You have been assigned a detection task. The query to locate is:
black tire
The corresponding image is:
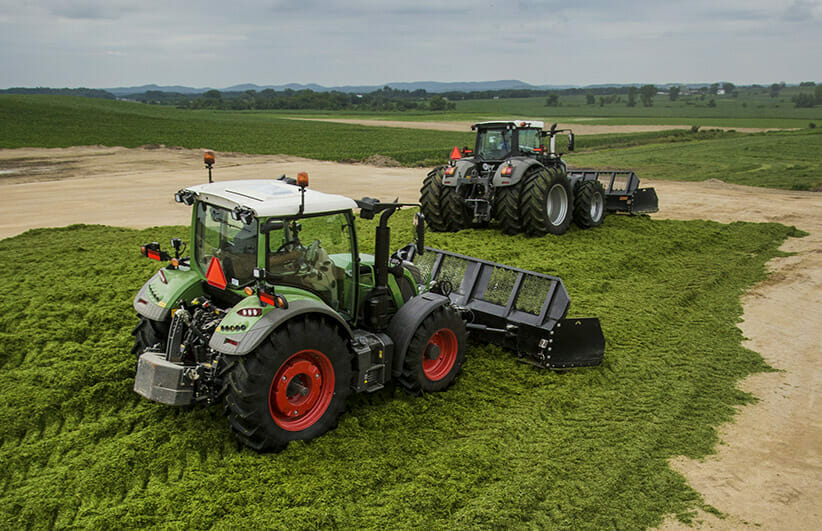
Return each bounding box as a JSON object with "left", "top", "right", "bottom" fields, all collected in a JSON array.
[
  {"left": 420, "top": 167, "right": 449, "bottom": 232},
  {"left": 131, "top": 315, "right": 168, "bottom": 357},
  {"left": 573, "top": 180, "right": 606, "bottom": 229},
  {"left": 223, "top": 316, "right": 352, "bottom": 452},
  {"left": 399, "top": 307, "right": 466, "bottom": 394},
  {"left": 440, "top": 186, "right": 472, "bottom": 232},
  {"left": 520, "top": 167, "right": 573, "bottom": 236},
  {"left": 493, "top": 184, "right": 522, "bottom": 235}
]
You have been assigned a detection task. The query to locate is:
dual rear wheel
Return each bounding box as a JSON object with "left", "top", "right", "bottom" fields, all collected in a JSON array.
[{"left": 496, "top": 167, "right": 606, "bottom": 235}]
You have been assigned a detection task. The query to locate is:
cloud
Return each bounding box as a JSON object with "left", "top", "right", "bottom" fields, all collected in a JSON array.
[
  {"left": 782, "top": 0, "right": 820, "bottom": 21},
  {"left": 0, "top": 0, "right": 818, "bottom": 87}
]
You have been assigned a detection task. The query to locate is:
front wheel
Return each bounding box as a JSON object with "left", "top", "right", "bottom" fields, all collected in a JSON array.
[
  {"left": 399, "top": 306, "right": 466, "bottom": 394},
  {"left": 223, "top": 316, "right": 352, "bottom": 452}
]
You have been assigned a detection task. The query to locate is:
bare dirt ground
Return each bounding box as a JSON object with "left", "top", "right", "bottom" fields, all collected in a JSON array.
[
  {"left": 288, "top": 118, "right": 784, "bottom": 134},
  {"left": 1, "top": 146, "right": 820, "bottom": 529}
]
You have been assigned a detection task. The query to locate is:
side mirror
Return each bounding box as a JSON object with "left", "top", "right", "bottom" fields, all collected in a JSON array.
[
  {"left": 567, "top": 132, "right": 575, "bottom": 152},
  {"left": 413, "top": 212, "right": 425, "bottom": 256}
]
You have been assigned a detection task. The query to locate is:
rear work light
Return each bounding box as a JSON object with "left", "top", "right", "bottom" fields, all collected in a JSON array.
[
  {"left": 259, "top": 290, "right": 288, "bottom": 309},
  {"left": 141, "top": 242, "right": 171, "bottom": 261}
]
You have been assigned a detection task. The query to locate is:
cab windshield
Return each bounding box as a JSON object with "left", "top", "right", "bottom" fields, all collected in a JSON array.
[
  {"left": 194, "top": 203, "right": 258, "bottom": 287},
  {"left": 265, "top": 211, "right": 356, "bottom": 315},
  {"left": 476, "top": 128, "right": 512, "bottom": 159}
]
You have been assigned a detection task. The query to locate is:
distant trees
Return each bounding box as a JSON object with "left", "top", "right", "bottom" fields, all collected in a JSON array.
[
  {"left": 792, "top": 93, "right": 816, "bottom": 108},
  {"left": 545, "top": 93, "right": 559, "bottom": 106},
  {"left": 792, "top": 85, "right": 821, "bottom": 108},
  {"left": 639, "top": 84, "right": 656, "bottom": 106},
  {"left": 669, "top": 86, "right": 680, "bottom": 101},
  {"left": 0, "top": 87, "right": 115, "bottom": 99},
  {"left": 769, "top": 82, "right": 784, "bottom": 98},
  {"left": 586, "top": 94, "right": 595, "bottom": 104},
  {"left": 180, "top": 87, "right": 455, "bottom": 112},
  {"left": 626, "top": 86, "right": 637, "bottom": 107}
]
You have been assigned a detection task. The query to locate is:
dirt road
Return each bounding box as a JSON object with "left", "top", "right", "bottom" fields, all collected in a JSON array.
[{"left": 1, "top": 146, "right": 819, "bottom": 529}]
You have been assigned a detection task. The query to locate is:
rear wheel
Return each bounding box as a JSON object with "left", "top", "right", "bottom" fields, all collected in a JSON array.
[
  {"left": 440, "top": 187, "right": 472, "bottom": 232},
  {"left": 573, "top": 180, "right": 606, "bottom": 229},
  {"left": 521, "top": 167, "right": 572, "bottom": 236},
  {"left": 420, "top": 168, "right": 449, "bottom": 232},
  {"left": 224, "top": 316, "right": 352, "bottom": 452},
  {"left": 131, "top": 315, "right": 168, "bottom": 358},
  {"left": 399, "top": 307, "right": 466, "bottom": 394},
  {"left": 493, "top": 184, "right": 522, "bottom": 235}
]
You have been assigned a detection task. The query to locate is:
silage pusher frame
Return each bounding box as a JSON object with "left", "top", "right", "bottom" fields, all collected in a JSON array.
[
  {"left": 568, "top": 169, "right": 659, "bottom": 215},
  {"left": 411, "top": 247, "right": 605, "bottom": 369}
]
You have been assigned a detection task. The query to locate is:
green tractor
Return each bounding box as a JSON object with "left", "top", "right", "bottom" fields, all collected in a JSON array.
[
  {"left": 133, "top": 162, "right": 606, "bottom": 452},
  {"left": 421, "top": 120, "right": 659, "bottom": 235}
]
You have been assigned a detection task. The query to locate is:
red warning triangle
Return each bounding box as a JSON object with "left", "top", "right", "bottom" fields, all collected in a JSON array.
[
  {"left": 206, "top": 256, "right": 228, "bottom": 290},
  {"left": 449, "top": 146, "right": 461, "bottom": 160}
]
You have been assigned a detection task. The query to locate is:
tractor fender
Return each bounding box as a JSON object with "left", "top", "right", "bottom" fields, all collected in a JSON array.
[
  {"left": 491, "top": 158, "right": 544, "bottom": 188},
  {"left": 441, "top": 159, "right": 477, "bottom": 187},
  {"left": 133, "top": 268, "right": 203, "bottom": 322},
  {"left": 209, "top": 299, "right": 353, "bottom": 356},
  {"left": 385, "top": 292, "right": 450, "bottom": 377}
]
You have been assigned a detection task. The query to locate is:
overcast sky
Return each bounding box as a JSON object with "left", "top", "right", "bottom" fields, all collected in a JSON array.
[{"left": 0, "top": 0, "right": 819, "bottom": 89}]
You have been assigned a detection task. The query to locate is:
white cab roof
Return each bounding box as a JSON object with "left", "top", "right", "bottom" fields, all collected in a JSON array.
[
  {"left": 186, "top": 179, "right": 357, "bottom": 218},
  {"left": 473, "top": 119, "right": 545, "bottom": 129}
]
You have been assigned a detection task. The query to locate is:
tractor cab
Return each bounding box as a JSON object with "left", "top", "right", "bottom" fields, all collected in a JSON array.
[
  {"left": 177, "top": 177, "right": 362, "bottom": 320},
  {"left": 471, "top": 120, "right": 564, "bottom": 163}
]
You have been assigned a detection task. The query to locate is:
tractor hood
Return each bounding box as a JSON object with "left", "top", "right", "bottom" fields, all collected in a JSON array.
[{"left": 185, "top": 179, "right": 357, "bottom": 217}]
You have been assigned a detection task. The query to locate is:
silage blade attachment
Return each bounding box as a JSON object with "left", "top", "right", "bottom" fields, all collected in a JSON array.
[
  {"left": 412, "top": 248, "right": 605, "bottom": 369},
  {"left": 568, "top": 170, "right": 659, "bottom": 215}
]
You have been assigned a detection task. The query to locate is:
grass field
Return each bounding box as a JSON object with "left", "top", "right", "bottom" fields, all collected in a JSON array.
[
  {"left": 0, "top": 213, "right": 802, "bottom": 529},
  {"left": 453, "top": 90, "right": 822, "bottom": 129},
  {"left": 569, "top": 129, "right": 822, "bottom": 191},
  {"left": 0, "top": 95, "right": 473, "bottom": 167},
  {"left": 3, "top": 95, "right": 822, "bottom": 190}
]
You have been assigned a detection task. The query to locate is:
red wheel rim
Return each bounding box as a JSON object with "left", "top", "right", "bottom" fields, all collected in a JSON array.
[
  {"left": 269, "top": 349, "right": 335, "bottom": 432},
  {"left": 422, "top": 328, "right": 458, "bottom": 381}
]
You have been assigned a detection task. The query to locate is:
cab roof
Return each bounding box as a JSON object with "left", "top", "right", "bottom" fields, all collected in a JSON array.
[
  {"left": 185, "top": 179, "right": 357, "bottom": 218},
  {"left": 472, "top": 119, "right": 545, "bottom": 130}
]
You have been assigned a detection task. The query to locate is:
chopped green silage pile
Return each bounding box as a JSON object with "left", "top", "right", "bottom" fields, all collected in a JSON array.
[{"left": 0, "top": 213, "right": 801, "bottom": 528}]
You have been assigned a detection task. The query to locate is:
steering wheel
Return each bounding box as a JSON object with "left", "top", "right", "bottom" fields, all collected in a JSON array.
[{"left": 276, "top": 239, "right": 303, "bottom": 253}]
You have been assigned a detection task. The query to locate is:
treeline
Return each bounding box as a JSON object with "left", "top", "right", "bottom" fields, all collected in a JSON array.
[
  {"left": 0, "top": 87, "right": 115, "bottom": 99},
  {"left": 5, "top": 82, "right": 820, "bottom": 110},
  {"left": 130, "top": 86, "right": 456, "bottom": 111}
]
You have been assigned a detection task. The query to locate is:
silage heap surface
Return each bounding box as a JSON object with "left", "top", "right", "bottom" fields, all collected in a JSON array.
[{"left": 0, "top": 212, "right": 801, "bottom": 529}]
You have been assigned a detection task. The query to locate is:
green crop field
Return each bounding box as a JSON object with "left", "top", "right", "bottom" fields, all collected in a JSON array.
[
  {"left": 0, "top": 95, "right": 473, "bottom": 167},
  {"left": 452, "top": 89, "right": 822, "bottom": 130},
  {"left": 568, "top": 129, "right": 822, "bottom": 191},
  {"left": 2, "top": 95, "right": 821, "bottom": 190},
  {"left": 0, "top": 213, "right": 803, "bottom": 529}
]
